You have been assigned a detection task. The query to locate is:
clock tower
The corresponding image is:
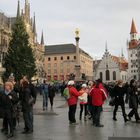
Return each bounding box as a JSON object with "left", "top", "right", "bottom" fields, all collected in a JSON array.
[{"left": 128, "top": 19, "right": 139, "bottom": 81}]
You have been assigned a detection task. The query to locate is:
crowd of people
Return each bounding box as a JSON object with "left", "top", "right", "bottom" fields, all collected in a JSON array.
[
  {"left": 64, "top": 79, "right": 140, "bottom": 127},
  {"left": 0, "top": 75, "right": 37, "bottom": 138},
  {"left": 0, "top": 74, "right": 140, "bottom": 138}
]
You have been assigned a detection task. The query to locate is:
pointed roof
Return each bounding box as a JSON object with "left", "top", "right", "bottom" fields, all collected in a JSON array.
[
  {"left": 16, "top": 0, "right": 20, "bottom": 18},
  {"left": 41, "top": 31, "right": 44, "bottom": 45},
  {"left": 130, "top": 19, "right": 137, "bottom": 34},
  {"left": 33, "top": 13, "right": 36, "bottom": 35},
  {"left": 105, "top": 41, "right": 108, "bottom": 52}
]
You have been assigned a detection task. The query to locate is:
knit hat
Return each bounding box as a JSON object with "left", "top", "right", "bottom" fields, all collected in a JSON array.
[
  {"left": 82, "top": 84, "right": 87, "bottom": 88},
  {"left": 68, "top": 80, "right": 75, "bottom": 86}
]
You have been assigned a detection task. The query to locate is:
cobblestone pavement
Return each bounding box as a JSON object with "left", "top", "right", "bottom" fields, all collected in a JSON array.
[{"left": 0, "top": 94, "right": 140, "bottom": 140}]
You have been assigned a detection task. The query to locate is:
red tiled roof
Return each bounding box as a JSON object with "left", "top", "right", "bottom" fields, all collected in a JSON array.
[{"left": 111, "top": 56, "right": 128, "bottom": 71}]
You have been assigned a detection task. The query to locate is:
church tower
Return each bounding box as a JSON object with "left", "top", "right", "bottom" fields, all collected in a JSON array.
[
  {"left": 129, "top": 19, "right": 139, "bottom": 49},
  {"left": 128, "top": 19, "right": 139, "bottom": 80},
  {"left": 130, "top": 19, "right": 137, "bottom": 41}
]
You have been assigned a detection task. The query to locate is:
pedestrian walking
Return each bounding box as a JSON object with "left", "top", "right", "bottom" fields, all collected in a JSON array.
[
  {"left": 127, "top": 79, "right": 140, "bottom": 123},
  {"left": 48, "top": 83, "right": 55, "bottom": 109},
  {"left": 112, "top": 80, "right": 129, "bottom": 122},
  {"left": 42, "top": 80, "right": 49, "bottom": 110}
]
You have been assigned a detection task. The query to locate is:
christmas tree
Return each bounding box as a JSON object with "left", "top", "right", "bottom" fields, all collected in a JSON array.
[{"left": 3, "top": 17, "right": 36, "bottom": 81}]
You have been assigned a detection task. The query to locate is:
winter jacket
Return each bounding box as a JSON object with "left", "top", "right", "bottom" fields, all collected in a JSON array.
[
  {"left": 113, "top": 85, "right": 125, "bottom": 105},
  {"left": 79, "top": 89, "right": 88, "bottom": 104},
  {"left": 90, "top": 87, "right": 107, "bottom": 106},
  {"left": 0, "top": 90, "right": 18, "bottom": 118},
  {"left": 48, "top": 85, "right": 55, "bottom": 98},
  {"left": 127, "top": 86, "right": 139, "bottom": 109},
  {"left": 20, "top": 87, "right": 33, "bottom": 112},
  {"left": 67, "top": 86, "right": 81, "bottom": 106}
]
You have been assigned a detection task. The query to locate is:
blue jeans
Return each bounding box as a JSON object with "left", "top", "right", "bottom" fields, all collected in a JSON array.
[
  {"left": 23, "top": 108, "right": 33, "bottom": 131},
  {"left": 43, "top": 92, "right": 48, "bottom": 108}
]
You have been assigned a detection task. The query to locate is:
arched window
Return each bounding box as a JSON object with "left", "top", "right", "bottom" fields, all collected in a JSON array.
[
  {"left": 113, "top": 71, "right": 116, "bottom": 81},
  {"left": 99, "top": 72, "right": 103, "bottom": 81},
  {"left": 106, "top": 70, "right": 110, "bottom": 81}
]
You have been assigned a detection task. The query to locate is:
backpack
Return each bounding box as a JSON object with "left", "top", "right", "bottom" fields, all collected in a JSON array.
[{"left": 63, "top": 87, "right": 70, "bottom": 100}]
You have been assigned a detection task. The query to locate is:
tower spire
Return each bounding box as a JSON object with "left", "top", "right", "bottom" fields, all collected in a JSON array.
[
  {"left": 17, "top": 0, "right": 20, "bottom": 18},
  {"left": 105, "top": 41, "right": 108, "bottom": 52},
  {"left": 41, "top": 30, "right": 44, "bottom": 45},
  {"left": 121, "top": 48, "right": 124, "bottom": 58},
  {"left": 130, "top": 19, "right": 137, "bottom": 34},
  {"left": 33, "top": 13, "right": 36, "bottom": 35},
  {"left": 130, "top": 19, "right": 138, "bottom": 41}
]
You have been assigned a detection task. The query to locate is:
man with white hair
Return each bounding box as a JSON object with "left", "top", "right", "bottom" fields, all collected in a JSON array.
[{"left": 67, "top": 80, "right": 82, "bottom": 125}]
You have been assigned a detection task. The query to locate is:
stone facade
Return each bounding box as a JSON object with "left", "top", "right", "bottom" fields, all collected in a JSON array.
[
  {"left": 45, "top": 44, "right": 93, "bottom": 81},
  {"left": 94, "top": 49, "right": 128, "bottom": 83},
  {"left": 0, "top": 0, "right": 45, "bottom": 80}
]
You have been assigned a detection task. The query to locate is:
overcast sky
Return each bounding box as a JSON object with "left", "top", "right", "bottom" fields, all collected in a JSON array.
[{"left": 1, "top": 0, "right": 140, "bottom": 59}]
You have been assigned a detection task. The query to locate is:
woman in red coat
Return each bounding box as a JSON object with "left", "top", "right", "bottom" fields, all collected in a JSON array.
[
  {"left": 67, "top": 81, "right": 82, "bottom": 125},
  {"left": 90, "top": 80, "right": 107, "bottom": 127}
]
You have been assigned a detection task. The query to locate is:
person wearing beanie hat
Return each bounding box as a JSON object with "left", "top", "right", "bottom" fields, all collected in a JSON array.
[{"left": 78, "top": 84, "right": 88, "bottom": 121}]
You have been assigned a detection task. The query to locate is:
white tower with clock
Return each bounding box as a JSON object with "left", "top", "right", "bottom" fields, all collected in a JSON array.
[{"left": 128, "top": 19, "right": 139, "bottom": 81}]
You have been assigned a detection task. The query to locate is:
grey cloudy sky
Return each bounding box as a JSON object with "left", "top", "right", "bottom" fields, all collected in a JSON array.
[{"left": 1, "top": 0, "right": 140, "bottom": 59}]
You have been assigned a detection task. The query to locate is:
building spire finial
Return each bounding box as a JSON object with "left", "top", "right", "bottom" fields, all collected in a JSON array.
[
  {"left": 121, "top": 48, "right": 124, "bottom": 57},
  {"left": 130, "top": 18, "right": 137, "bottom": 34},
  {"left": 105, "top": 41, "right": 108, "bottom": 52},
  {"left": 41, "top": 30, "right": 44, "bottom": 45},
  {"left": 17, "top": 0, "right": 20, "bottom": 18},
  {"left": 33, "top": 13, "right": 36, "bottom": 35}
]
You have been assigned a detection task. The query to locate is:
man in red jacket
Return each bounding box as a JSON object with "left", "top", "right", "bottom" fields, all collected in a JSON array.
[
  {"left": 67, "top": 80, "right": 82, "bottom": 125},
  {"left": 90, "top": 80, "right": 107, "bottom": 127}
]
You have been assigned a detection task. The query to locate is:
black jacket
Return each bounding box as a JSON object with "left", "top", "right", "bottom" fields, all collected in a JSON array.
[
  {"left": 127, "top": 87, "right": 139, "bottom": 109},
  {"left": 0, "top": 90, "right": 18, "bottom": 111},
  {"left": 113, "top": 85, "right": 125, "bottom": 105},
  {"left": 48, "top": 85, "right": 55, "bottom": 98},
  {"left": 21, "top": 87, "right": 33, "bottom": 112}
]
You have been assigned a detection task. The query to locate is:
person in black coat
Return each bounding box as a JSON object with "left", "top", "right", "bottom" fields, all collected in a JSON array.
[
  {"left": 0, "top": 82, "right": 18, "bottom": 138},
  {"left": 127, "top": 79, "right": 140, "bottom": 123},
  {"left": 20, "top": 80, "right": 34, "bottom": 134},
  {"left": 48, "top": 83, "right": 55, "bottom": 109},
  {"left": 112, "top": 80, "right": 129, "bottom": 122}
]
